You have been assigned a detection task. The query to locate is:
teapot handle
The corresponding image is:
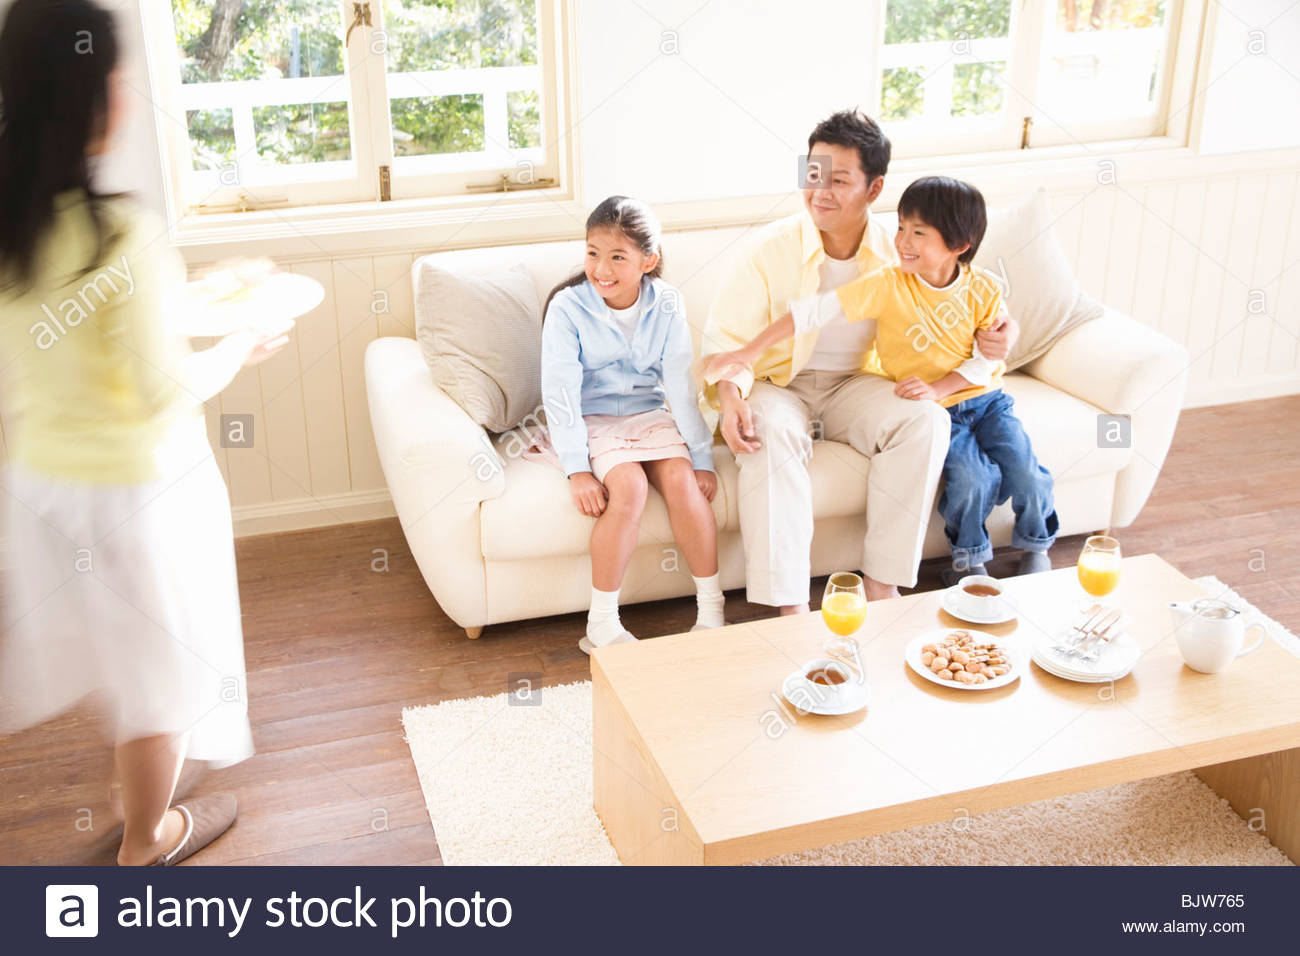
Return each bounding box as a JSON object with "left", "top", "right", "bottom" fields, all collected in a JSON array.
[{"left": 1238, "top": 621, "right": 1268, "bottom": 657}]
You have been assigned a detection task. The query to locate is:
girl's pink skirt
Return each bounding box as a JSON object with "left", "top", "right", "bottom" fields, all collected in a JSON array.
[{"left": 525, "top": 407, "right": 690, "bottom": 482}]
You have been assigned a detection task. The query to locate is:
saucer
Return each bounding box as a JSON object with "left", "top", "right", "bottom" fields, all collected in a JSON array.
[
  {"left": 781, "top": 670, "right": 871, "bottom": 716},
  {"left": 939, "top": 586, "right": 1017, "bottom": 625}
]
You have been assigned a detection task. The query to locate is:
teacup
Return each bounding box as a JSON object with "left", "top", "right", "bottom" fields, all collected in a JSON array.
[
  {"left": 787, "top": 657, "right": 858, "bottom": 711},
  {"left": 951, "top": 575, "right": 1006, "bottom": 620}
]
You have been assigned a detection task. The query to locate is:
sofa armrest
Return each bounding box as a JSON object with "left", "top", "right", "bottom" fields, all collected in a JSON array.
[
  {"left": 1023, "top": 307, "right": 1188, "bottom": 528},
  {"left": 365, "top": 337, "right": 505, "bottom": 627}
]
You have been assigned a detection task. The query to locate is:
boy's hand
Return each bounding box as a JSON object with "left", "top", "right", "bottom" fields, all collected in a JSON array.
[
  {"left": 975, "top": 314, "right": 1020, "bottom": 361},
  {"left": 894, "top": 376, "right": 938, "bottom": 402},
  {"left": 703, "top": 348, "right": 753, "bottom": 382},
  {"left": 569, "top": 472, "right": 607, "bottom": 517},
  {"left": 695, "top": 469, "right": 717, "bottom": 503}
]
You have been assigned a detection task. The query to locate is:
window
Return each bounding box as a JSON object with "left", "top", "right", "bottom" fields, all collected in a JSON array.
[
  {"left": 143, "top": 0, "right": 567, "bottom": 213},
  {"left": 874, "top": 0, "right": 1195, "bottom": 157}
]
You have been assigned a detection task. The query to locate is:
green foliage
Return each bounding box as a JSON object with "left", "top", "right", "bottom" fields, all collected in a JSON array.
[
  {"left": 391, "top": 95, "right": 484, "bottom": 156},
  {"left": 880, "top": 68, "right": 924, "bottom": 121},
  {"left": 951, "top": 60, "right": 1004, "bottom": 117},
  {"left": 253, "top": 102, "right": 352, "bottom": 163},
  {"left": 173, "top": 0, "right": 345, "bottom": 83},
  {"left": 385, "top": 0, "right": 537, "bottom": 71},
  {"left": 171, "top": 0, "right": 540, "bottom": 165},
  {"left": 884, "top": 0, "right": 1011, "bottom": 44},
  {"left": 507, "top": 90, "right": 540, "bottom": 149},
  {"left": 186, "top": 108, "right": 236, "bottom": 169}
]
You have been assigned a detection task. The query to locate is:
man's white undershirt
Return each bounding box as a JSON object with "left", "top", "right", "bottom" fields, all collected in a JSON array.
[{"left": 802, "top": 255, "right": 876, "bottom": 372}]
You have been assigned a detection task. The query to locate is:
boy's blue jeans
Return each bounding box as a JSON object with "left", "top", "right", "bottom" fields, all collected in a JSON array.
[{"left": 939, "top": 389, "right": 1058, "bottom": 569}]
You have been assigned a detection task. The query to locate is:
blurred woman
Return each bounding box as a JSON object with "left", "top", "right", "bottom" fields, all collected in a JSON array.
[{"left": 0, "top": 0, "right": 288, "bottom": 864}]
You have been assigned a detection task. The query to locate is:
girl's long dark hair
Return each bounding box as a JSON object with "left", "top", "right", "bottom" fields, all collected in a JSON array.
[
  {"left": 0, "top": 0, "right": 122, "bottom": 291},
  {"left": 543, "top": 196, "right": 665, "bottom": 319}
]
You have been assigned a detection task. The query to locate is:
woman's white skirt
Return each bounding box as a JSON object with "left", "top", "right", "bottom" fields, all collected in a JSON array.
[{"left": 0, "top": 418, "right": 254, "bottom": 767}]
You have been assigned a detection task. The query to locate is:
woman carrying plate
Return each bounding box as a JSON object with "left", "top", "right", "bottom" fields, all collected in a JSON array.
[{"left": 0, "top": 0, "right": 292, "bottom": 865}]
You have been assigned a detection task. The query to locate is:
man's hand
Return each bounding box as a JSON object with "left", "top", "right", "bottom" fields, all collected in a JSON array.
[
  {"left": 894, "top": 376, "right": 938, "bottom": 402},
  {"left": 975, "top": 314, "right": 1020, "bottom": 361},
  {"left": 695, "top": 469, "right": 718, "bottom": 502},
  {"left": 718, "top": 382, "right": 761, "bottom": 454},
  {"left": 569, "top": 472, "right": 607, "bottom": 517}
]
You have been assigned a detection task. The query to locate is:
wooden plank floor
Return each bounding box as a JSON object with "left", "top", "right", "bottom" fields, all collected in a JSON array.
[{"left": 2, "top": 396, "right": 1297, "bottom": 865}]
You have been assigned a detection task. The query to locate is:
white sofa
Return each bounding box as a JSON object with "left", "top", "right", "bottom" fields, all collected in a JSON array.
[{"left": 365, "top": 218, "right": 1189, "bottom": 638}]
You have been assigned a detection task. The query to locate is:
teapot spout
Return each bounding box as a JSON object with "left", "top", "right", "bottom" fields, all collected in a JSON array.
[{"left": 1167, "top": 600, "right": 1195, "bottom": 624}]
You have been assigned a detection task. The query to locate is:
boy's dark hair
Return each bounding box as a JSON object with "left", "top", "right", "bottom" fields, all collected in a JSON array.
[
  {"left": 807, "top": 109, "right": 891, "bottom": 183},
  {"left": 897, "top": 176, "right": 987, "bottom": 264}
]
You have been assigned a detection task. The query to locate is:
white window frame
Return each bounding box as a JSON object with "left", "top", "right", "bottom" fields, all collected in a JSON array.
[
  {"left": 870, "top": 0, "right": 1206, "bottom": 160},
  {"left": 139, "top": 0, "right": 569, "bottom": 216}
]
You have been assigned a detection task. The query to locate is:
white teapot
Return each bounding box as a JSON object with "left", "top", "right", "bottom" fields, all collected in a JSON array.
[{"left": 1167, "top": 598, "right": 1266, "bottom": 674}]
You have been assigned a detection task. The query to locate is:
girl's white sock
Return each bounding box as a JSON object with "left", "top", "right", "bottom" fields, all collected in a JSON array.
[
  {"left": 587, "top": 586, "right": 632, "bottom": 647},
  {"left": 692, "top": 573, "right": 726, "bottom": 630}
]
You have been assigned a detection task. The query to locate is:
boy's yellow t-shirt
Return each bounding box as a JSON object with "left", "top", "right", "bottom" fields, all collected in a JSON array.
[{"left": 834, "top": 261, "right": 1006, "bottom": 408}]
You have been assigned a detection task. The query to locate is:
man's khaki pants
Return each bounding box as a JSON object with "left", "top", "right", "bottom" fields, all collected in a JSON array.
[{"left": 736, "top": 369, "right": 950, "bottom": 605}]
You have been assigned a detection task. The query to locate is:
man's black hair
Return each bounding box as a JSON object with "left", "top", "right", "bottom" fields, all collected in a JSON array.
[{"left": 807, "top": 109, "right": 891, "bottom": 183}]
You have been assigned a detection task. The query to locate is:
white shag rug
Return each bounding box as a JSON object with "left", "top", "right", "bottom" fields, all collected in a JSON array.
[{"left": 401, "top": 575, "right": 1296, "bottom": 866}]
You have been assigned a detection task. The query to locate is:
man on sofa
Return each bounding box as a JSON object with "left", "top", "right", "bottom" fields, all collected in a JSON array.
[{"left": 701, "top": 109, "right": 1018, "bottom": 611}]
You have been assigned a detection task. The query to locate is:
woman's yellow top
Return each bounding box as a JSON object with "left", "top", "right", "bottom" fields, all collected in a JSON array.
[{"left": 0, "top": 190, "right": 201, "bottom": 484}]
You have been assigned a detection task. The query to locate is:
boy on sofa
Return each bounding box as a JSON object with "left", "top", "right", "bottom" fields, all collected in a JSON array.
[{"left": 705, "top": 176, "right": 1058, "bottom": 585}]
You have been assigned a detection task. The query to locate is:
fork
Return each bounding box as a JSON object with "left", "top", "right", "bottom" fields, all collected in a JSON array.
[
  {"left": 1077, "top": 610, "right": 1125, "bottom": 663},
  {"left": 1053, "top": 608, "right": 1122, "bottom": 659},
  {"left": 1056, "top": 604, "right": 1105, "bottom": 653}
]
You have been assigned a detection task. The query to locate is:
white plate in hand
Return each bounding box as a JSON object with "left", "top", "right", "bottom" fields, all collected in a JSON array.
[
  {"left": 179, "top": 272, "right": 324, "bottom": 337},
  {"left": 905, "top": 628, "right": 1025, "bottom": 691}
]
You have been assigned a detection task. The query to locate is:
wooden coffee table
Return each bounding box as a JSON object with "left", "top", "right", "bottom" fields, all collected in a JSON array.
[{"left": 591, "top": 554, "right": 1300, "bottom": 864}]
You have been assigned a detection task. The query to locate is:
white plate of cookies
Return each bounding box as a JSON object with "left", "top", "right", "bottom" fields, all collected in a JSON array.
[{"left": 905, "top": 628, "right": 1025, "bottom": 691}]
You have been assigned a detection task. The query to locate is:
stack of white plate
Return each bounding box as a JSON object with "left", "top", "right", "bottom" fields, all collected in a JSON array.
[{"left": 1031, "top": 625, "right": 1141, "bottom": 683}]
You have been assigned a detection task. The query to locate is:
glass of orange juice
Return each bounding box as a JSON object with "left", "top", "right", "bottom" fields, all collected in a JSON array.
[
  {"left": 1077, "top": 535, "right": 1122, "bottom": 604},
  {"left": 822, "top": 573, "right": 867, "bottom": 680}
]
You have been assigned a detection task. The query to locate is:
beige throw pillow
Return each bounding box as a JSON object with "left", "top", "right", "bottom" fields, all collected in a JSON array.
[
  {"left": 972, "top": 188, "right": 1103, "bottom": 370},
  {"left": 414, "top": 260, "right": 543, "bottom": 433}
]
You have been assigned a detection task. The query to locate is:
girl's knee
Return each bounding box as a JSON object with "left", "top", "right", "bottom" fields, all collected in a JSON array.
[
  {"left": 605, "top": 464, "right": 649, "bottom": 509},
  {"left": 659, "top": 459, "right": 700, "bottom": 499}
]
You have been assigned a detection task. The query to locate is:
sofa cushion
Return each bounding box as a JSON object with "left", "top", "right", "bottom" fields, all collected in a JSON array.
[
  {"left": 479, "top": 373, "right": 1130, "bottom": 560},
  {"left": 971, "top": 189, "right": 1104, "bottom": 370},
  {"left": 414, "top": 260, "right": 543, "bottom": 433}
]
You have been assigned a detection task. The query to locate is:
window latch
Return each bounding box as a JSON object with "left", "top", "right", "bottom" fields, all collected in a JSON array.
[
  {"left": 346, "top": 2, "right": 371, "bottom": 46},
  {"left": 1020, "top": 115, "right": 1033, "bottom": 149},
  {"left": 465, "top": 173, "right": 558, "bottom": 194},
  {"left": 192, "top": 193, "right": 289, "bottom": 215}
]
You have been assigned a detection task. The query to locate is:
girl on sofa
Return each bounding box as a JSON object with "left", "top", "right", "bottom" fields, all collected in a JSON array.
[{"left": 534, "top": 196, "right": 722, "bottom": 653}]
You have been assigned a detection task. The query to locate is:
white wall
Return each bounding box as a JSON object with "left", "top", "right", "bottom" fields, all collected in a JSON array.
[
  {"left": 1198, "top": 0, "right": 1300, "bottom": 154},
  {"left": 573, "top": 0, "right": 879, "bottom": 206}
]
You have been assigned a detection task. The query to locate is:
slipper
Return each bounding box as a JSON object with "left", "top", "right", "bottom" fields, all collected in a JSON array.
[
  {"left": 578, "top": 631, "right": 637, "bottom": 655},
  {"left": 153, "top": 792, "right": 238, "bottom": 866}
]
